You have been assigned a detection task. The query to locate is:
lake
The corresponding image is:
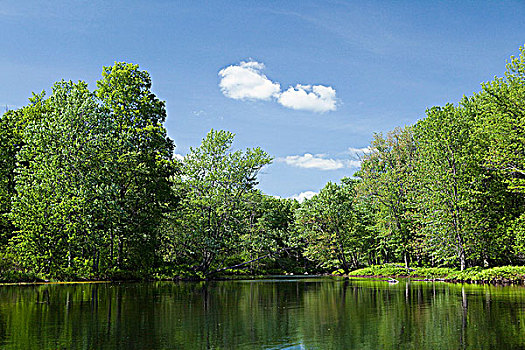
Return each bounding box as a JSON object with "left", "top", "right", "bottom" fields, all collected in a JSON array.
[{"left": 0, "top": 278, "right": 524, "bottom": 349}]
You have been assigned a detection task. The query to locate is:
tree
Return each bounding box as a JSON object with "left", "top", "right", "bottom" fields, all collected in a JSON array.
[
  {"left": 0, "top": 93, "right": 47, "bottom": 246},
  {"left": 9, "top": 81, "right": 106, "bottom": 276},
  {"left": 8, "top": 63, "right": 175, "bottom": 278},
  {"left": 413, "top": 104, "right": 480, "bottom": 270},
  {"left": 464, "top": 47, "right": 525, "bottom": 263},
  {"left": 477, "top": 46, "right": 525, "bottom": 194},
  {"left": 164, "top": 130, "right": 272, "bottom": 275},
  {"left": 295, "top": 178, "right": 372, "bottom": 273},
  {"left": 238, "top": 195, "right": 302, "bottom": 273},
  {"left": 357, "top": 126, "right": 417, "bottom": 268},
  {"left": 94, "top": 62, "right": 175, "bottom": 271}
]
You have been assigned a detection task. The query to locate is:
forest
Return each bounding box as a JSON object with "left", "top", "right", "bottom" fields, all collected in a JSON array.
[{"left": 1, "top": 47, "right": 525, "bottom": 282}]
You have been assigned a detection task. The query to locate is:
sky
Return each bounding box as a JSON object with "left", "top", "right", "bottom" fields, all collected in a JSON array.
[{"left": 2, "top": 1, "right": 525, "bottom": 200}]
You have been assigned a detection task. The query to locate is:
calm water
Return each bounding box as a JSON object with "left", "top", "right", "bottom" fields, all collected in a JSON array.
[{"left": 0, "top": 278, "right": 524, "bottom": 349}]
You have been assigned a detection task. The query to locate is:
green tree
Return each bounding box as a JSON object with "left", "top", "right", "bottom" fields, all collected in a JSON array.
[
  {"left": 477, "top": 46, "right": 525, "bottom": 194},
  {"left": 0, "top": 93, "right": 47, "bottom": 246},
  {"left": 94, "top": 62, "right": 175, "bottom": 271},
  {"left": 164, "top": 130, "right": 272, "bottom": 275},
  {"left": 471, "top": 46, "right": 525, "bottom": 260},
  {"left": 357, "top": 126, "right": 417, "bottom": 268},
  {"left": 238, "top": 195, "right": 302, "bottom": 273},
  {"left": 8, "top": 63, "right": 175, "bottom": 278},
  {"left": 295, "top": 178, "right": 372, "bottom": 273},
  {"left": 9, "top": 81, "right": 106, "bottom": 276},
  {"left": 413, "top": 104, "right": 480, "bottom": 270}
]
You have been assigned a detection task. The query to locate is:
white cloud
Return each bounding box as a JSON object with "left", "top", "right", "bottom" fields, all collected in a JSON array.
[
  {"left": 278, "top": 153, "right": 345, "bottom": 171},
  {"left": 218, "top": 61, "right": 339, "bottom": 113},
  {"left": 346, "top": 159, "right": 362, "bottom": 168},
  {"left": 290, "top": 191, "right": 318, "bottom": 203},
  {"left": 278, "top": 84, "right": 336, "bottom": 113},
  {"left": 348, "top": 146, "right": 372, "bottom": 155},
  {"left": 218, "top": 61, "right": 281, "bottom": 101},
  {"left": 278, "top": 153, "right": 362, "bottom": 170},
  {"left": 174, "top": 154, "right": 184, "bottom": 161}
]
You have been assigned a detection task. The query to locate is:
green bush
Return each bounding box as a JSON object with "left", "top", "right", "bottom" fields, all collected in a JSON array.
[
  {"left": 449, "top": 266, "right": 525, "bottom": 282},
  {"left": 346, "top": 264, "right": 525, "bottom": 283},
  {"left": 412, "top": 267, "right": 454, "bottom": 279},
  {"left": 103, "top": 268, "right": 145, "bottom": 281},
  {"left": 348, "top": 263, "right": 410, "bottom": 277},
  {"left": 0, "top": 270, "right": 44, "bottom": 283}
]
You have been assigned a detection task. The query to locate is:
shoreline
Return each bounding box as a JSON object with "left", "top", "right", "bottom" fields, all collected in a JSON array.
[
  {"left": 343, "top": 274, "right": 525, "bottom": 286},
  {"left": 1, "top": 273, "right": 525, "bottom": 287},
  {"left": 2, "top": 263, "right": 525, "bottom": 286},
  {"left": 342, "top": 264, "right": 525, "bottom": 286}
]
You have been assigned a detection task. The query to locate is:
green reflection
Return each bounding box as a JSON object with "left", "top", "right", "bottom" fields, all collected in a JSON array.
[{"left": 0, "top": 279, "right": 524, "bottom": 349}]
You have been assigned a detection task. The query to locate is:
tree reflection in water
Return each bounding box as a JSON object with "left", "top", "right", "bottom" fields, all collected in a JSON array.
[{"left": 0, "top": 279, "right": 523, "bottom": 349}]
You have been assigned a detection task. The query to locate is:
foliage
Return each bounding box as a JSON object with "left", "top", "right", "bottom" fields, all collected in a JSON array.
[
  {"left": 238, "top": 195, "right": 304, "bottom": 274},
  {"left": 357, "top": 126, "right": 417, "bottom": 267},
  {"left": 346, "top": 263, "right": 454, "bottom": 278},
  {"left": 295, "top": 178, "right": 373, "bottom": 273},
  {"left": 351, "top": 46, "right": 525, "bottom": 272},
  {"left": 347, "top": 264, "right": 525, "bottom": 283},
  {"left": 448, "top": 266, "right": 525, "bottom": 283},
  {"left": 347, "top": 263, "right": 409, "bottom": 277},
  {"left": 93, "top": 62, "right": 176, "bottom": 271},
  {"left": 163, "top": 130, "right": 272, "bottom": 275},
  {"left": 3, "top": 47, "right": 525, "bottom": 281},
  {"left": 477, "top": 46, "right": 525, "bottom": 194},
  {"left": 347, "top": 263, "right": 525, "bottom": 283},
  {"left": 5, "top": 63, "right": 175, "bottom": 279},
  {"left": 0, "top": 93, "right": 47, "bottom": 245},
  {"left": 412, "top": 103, "right": 479, "bottom": 270}
]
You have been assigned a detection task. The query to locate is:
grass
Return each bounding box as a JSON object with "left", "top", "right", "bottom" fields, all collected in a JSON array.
[
  {"left": 344, "top": 263, "right": 525, "bottom": 284},
  {"left": 447, "top": 266, "right": 525, "bottom": 283}
]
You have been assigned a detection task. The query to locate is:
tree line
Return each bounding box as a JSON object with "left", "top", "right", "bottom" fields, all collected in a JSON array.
[
  {"left": 1, "top": 47, "right": 525, "bottom": 280},
  {"left": 355, "top": 47, "right": 525, "bottom": 271}
]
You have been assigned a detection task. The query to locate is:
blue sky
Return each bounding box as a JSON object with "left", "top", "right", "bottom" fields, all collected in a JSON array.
[{"left": 2, "top": 1, "right": 525, "bottom": 199}]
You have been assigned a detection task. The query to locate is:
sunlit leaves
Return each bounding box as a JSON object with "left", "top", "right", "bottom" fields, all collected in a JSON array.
[
  {"left": 7, "top": 63, "right": 175, "bottom": 278},
  {"left": 165, "top": 130, "right": 272, "bottom": 274}
]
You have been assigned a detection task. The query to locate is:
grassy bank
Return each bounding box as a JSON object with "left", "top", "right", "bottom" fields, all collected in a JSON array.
[
  {"left": 3, "top": 262, "right": 525, "bottom": 284},
  {"left": 343, "top": 263, "right": 525, "bottom": 284}
]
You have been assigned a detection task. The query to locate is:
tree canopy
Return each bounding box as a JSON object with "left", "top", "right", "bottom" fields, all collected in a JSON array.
[
  {"left": 2, "top": 63, "right": 175, "bottom": 279},
  {"left": 163, "top": 129, "right": 272, "bottom": 275}
]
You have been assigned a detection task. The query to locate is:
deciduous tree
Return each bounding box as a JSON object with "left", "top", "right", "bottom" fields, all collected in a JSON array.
[{"left": 164, "top": 130, "right": 272, "bottom": 275}]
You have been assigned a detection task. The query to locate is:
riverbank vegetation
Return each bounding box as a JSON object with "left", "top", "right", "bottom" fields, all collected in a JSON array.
[
  {"left": 1, "top": 47, "right": 525, "bottom": 283},
  {"left": 346, "top": 263, "right": 525, "bottom": 284}
]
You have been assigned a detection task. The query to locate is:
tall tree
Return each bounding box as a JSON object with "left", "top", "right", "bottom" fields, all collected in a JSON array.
[
  {"left": 0, "top": 93, "right": 47, "bottom": 246},
  {"left": 239, "top": 195, "right": 301, "bottom": 273},
  {"left": 9, "top": 81, "right": 105, "bottom": 276},
  {"left": 295, "top": 178, "right": 372, "bottom": 273},
  {"left": 477, "top": 46, "right": 525, "bottom": 194},
  {"left": 413, "top": 104, "right": 479, "bottom": 270},
  {"left": 8, "top": 63, "right": 175, "bottom": 278},
  {"left": 466, "top": 47, "right": 525, "bottom": 262},
  {"left": 95, "top": 62, "right": 175, "bottom": 271},
  {"left": 164, "top": 130, "right": 272, "bottom": 275},
  {"left": 357, "top": 126, "right": 417, "bottom": 268}
]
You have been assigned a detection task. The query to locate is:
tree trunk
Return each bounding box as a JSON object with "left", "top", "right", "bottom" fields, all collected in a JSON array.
[{"left": 118, "top": 238, "right": 123, "bottom": 268}]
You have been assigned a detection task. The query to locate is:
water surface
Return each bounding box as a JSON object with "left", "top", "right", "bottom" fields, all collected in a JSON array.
[{"left": 0, "top": 278, "right": 524, "bottom": 349}]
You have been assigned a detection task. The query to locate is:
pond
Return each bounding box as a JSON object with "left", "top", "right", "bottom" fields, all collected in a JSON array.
[{"left": 0, "top": 277, "right": 524, "bottom": 349}]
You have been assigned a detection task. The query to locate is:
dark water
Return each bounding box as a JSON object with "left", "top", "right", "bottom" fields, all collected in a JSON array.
[{"left": 0, "top": 278, "right": 524, "bottom": 349}]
